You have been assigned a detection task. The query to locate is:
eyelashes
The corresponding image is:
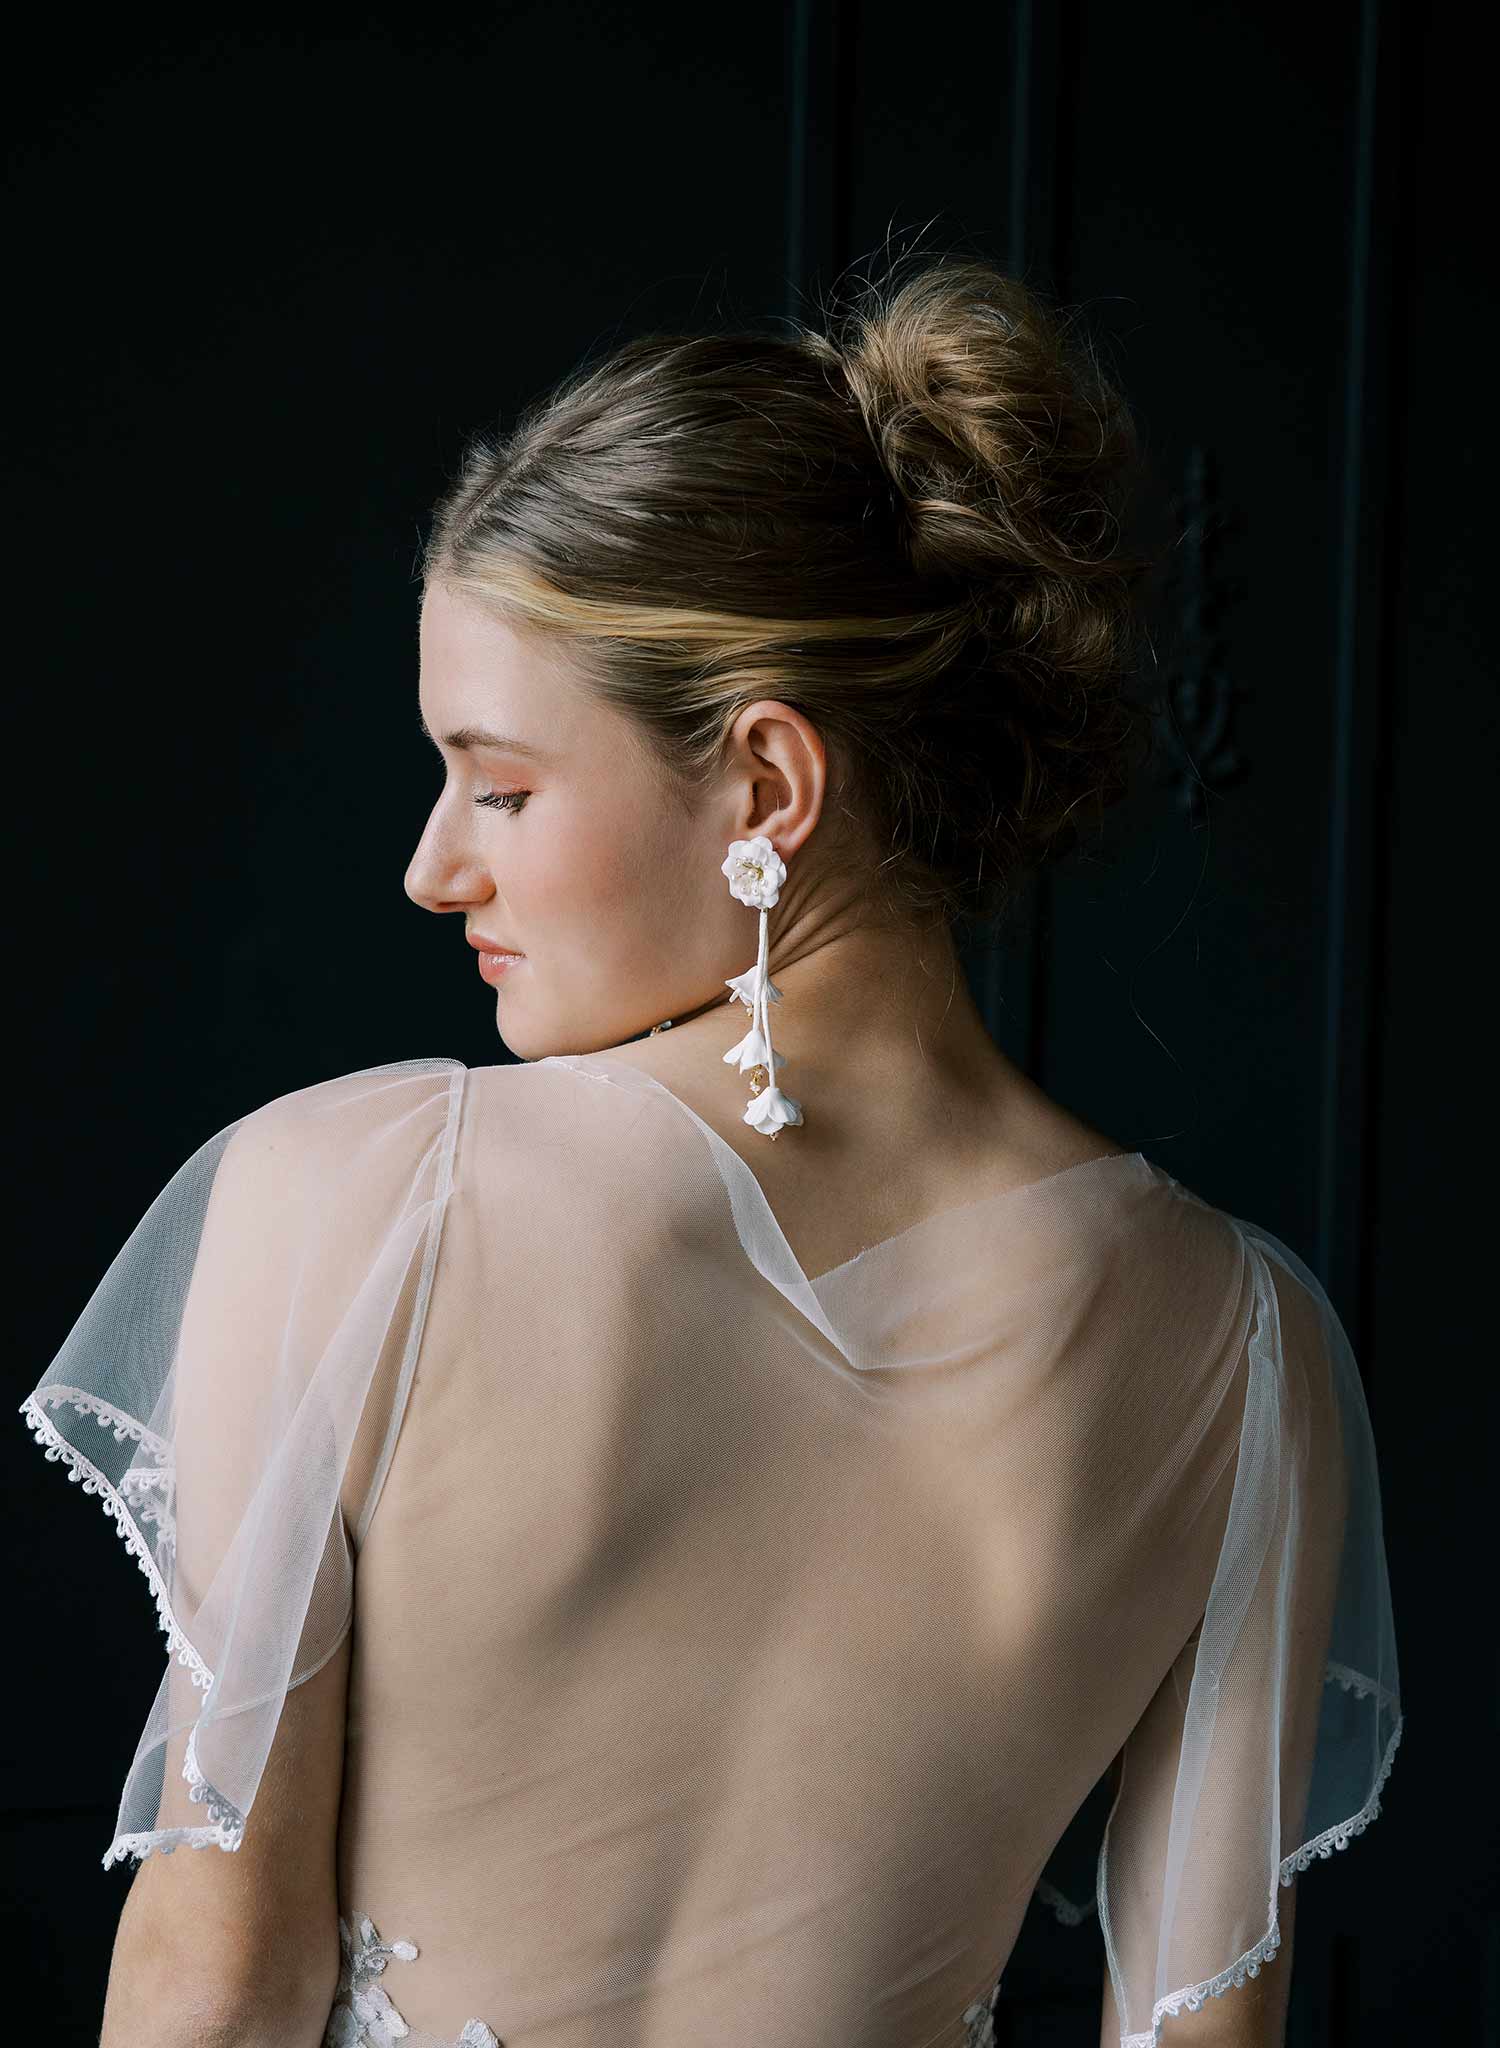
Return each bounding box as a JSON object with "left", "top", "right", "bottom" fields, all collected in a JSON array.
[{"left": 474, "top": 791, "right": 529, "bottom": 814}]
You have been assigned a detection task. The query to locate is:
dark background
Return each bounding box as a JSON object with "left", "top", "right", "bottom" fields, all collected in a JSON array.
[{"left": 6, "top": 5, "right": 1491, "bottom": 2042}]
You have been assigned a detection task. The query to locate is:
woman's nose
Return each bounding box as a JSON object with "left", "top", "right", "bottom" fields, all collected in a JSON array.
[{"left": 404, "top": 814, "right": 489, "bottom": 915}]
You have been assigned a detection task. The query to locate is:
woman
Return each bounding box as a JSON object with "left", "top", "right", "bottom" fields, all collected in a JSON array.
[{"left": 22, "top": 259, "right": 1401, "bottom": 2048}]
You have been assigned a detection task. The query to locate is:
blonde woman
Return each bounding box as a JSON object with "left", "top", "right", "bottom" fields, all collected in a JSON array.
[{"left": 25, "top": 258, "right": 1400, "bottom": 2048}]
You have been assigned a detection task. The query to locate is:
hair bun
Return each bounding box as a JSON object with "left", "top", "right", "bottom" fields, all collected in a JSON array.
[{"left": 826, "top": 260, "right": 1142, "bottom": 597}]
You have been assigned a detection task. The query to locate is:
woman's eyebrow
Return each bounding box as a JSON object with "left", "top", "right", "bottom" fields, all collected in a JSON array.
[{"left": 418, "top": 713, "right": 553, "bottom": 759}]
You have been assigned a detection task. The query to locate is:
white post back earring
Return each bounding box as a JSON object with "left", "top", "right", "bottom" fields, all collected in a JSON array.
[{"left": 720, "top": 835, "right": 803, "bottom": 1139}]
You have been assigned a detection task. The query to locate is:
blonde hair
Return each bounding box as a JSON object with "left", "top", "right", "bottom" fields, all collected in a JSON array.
[{"left": 423, "top": 256, "right": 1155, "bottom": 931}]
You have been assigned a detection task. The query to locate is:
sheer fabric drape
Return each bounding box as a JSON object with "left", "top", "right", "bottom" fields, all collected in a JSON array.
[{"left": 21, "top": 1061, "right": 463, "bottom": 1864}]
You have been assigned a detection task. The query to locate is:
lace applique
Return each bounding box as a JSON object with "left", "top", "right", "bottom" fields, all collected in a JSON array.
[
  {"left": 962, "top": 1980, "right": 999, "bottom": 2047},
  {"left": 325, "top": 1912, "right": 501, "bottom": 2048}
]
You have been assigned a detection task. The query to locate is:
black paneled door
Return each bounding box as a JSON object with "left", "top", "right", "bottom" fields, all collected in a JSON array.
[{"left": 790, "top": 0, "right": 1478, "bottom": 2041}]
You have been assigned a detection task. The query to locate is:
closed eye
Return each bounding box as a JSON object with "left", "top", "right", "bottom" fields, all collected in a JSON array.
[{"left": 475, "top": 791, "right": 528, "bottom": 813}]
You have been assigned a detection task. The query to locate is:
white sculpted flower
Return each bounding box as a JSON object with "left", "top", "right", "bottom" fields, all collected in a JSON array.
[
  {"left": 722, "top": 1025, "right": 788, "bottom": 1077},
  {"left": 721, "top": 835, "right": 786, "bottom": 910},
  {"left": 743, "top": 1082, "right": 803, "bottom": 1136},
  {"left": 725, "top": 966, "right": 782, "bottom": 1008}
]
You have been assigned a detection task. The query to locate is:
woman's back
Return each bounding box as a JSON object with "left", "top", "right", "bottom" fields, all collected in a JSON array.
[{"left": 336, "top": 1054, "right": 1250, "bottom": 2047}]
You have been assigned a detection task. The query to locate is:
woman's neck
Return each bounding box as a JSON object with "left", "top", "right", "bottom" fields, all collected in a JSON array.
[{"left": 623, "top": 917, "right": 1015, "bottom": 1128}]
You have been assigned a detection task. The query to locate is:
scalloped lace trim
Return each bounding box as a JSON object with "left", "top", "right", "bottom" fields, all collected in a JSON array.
[
  {"left": 18, "top": 1387, "right": 247, "bottom": 1868},
  {"left": 325, "top": 1912, "right": 500, "bottom": 2048},
  {"left": 1035, "top": 1654, "right": 1402, "bottom": 1936},
  {"left": 19, "top": 1389, "right": 202, "bottom": 1684}
]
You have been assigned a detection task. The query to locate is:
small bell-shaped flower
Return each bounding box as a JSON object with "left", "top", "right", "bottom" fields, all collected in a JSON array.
[
  {"left": 725, "top": 965, "right": 782, "bottom": 1009},
  {"left": 722, "top": 1023, "right": 788, "bottom": 1076},
  {"left": 744, "top": 1083, "right": 803, "bottom": 1136}
]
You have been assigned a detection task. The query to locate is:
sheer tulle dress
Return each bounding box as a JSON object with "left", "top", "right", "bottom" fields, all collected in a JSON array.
[{"left": 21, "top": 1051, "right": 1401, "bottom": 2047}]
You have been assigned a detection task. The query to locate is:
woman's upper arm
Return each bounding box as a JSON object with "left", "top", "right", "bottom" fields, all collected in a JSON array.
[
  {"left": 100, "top": 1625, "right": 350, "bottom": 2045},
  {"left": 1088, "top": 1207, "right": 1379, "bottom": 2048},
  {"left": 1099, "top": 1878, "right": 1297, "bottom": 2046}
]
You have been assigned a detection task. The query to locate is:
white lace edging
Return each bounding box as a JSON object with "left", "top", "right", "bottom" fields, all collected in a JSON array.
[
  {"left": 103, "top": 1823, "right": 239, "bottom": 1866},
  {"left": 24, "top": 1384, "right": 172, "bottom": 1463},
  {"left": 1327, "top": 1655, "right": 1400, "bottom": 1718},
  {"left": 1115, "top": 1708, "right": 1404, "bottom": 2047},
  {"left": 1035, "top": 1656, "right": 1402, "bottom": 1934},
  {"left": 96, "top": 1723, "right": 247, "bottom": 1869},
  {"left": 19, "top": 1389, "right": 206, "bottom": 1688},
  {"left": 18, "top": 1387, "right": 248, "bottom": 1870}
]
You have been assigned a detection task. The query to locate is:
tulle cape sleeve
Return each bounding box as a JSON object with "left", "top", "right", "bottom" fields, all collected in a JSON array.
[
  {"left": 1031, "top": 1196, "right": 1402, "bottom": 2046},
  {"left": 18, "top": 1058, "right": 466, "bottom": 1870}
]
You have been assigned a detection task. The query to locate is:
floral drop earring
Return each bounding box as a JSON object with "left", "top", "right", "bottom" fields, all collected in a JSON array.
[{"left": 719, "top": 834, "right": 803, "bottom": 1139}]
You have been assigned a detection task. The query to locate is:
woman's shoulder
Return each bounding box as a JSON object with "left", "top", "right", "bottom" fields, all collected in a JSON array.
[
  {"left": 230, "top": 1055, "right": 468, "bottom": 1131},
  {"left": 197, "top": 1059, "right": 471, "bottom": 1219}
]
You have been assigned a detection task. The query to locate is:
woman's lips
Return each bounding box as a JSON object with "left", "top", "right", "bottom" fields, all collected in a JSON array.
[{"left": 476, "top": 949, "right": 523, "bottom": 985}]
